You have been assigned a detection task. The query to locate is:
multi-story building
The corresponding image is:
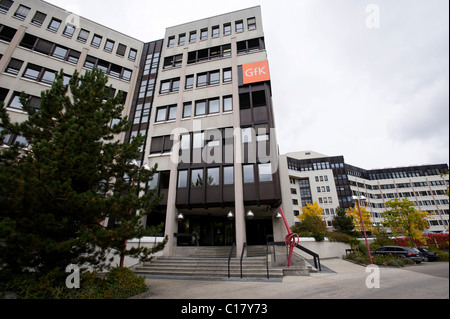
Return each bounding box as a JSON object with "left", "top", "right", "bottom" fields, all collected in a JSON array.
[
  {"left": 2, "top": 1, "right": 447, "bottom": 259},
  {"left": 1, "top": 1, "right": 284, "bottom": 256},
  {"left": 1, "top": 0, "right": 143, "bottom": 146},
  {"left": 140, "top": 7, "right": 283, "bottom": 255},
  {"left": 279, "top": 150, "right": 449, "bottom": 233}
]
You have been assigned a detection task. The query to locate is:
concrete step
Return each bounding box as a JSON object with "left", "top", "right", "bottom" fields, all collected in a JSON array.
[{"left": 133, "top": 255, "right": 285, "bottom": 279}]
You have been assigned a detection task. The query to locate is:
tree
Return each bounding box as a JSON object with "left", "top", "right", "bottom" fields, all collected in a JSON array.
[
  {"left": 332, "top": 206, "right": 356, "bottom": 235},
  {"left": 345, "top": 205, "right": 373, "bottom": 234},
  {"left": 293, "top": 202, "right": 327, "bottom": 241},
  {"left": 0, "top": 69, "right": 166, "bottom": 274},
  {"left": 383, "top": 198, "right": 430, "bottom": 247}
]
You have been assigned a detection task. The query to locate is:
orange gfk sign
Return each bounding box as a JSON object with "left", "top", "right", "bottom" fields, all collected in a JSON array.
[{"left": 242, "top": 60, "right": 270, "bottom": 84}]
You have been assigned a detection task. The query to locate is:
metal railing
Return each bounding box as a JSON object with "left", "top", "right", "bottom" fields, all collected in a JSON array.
[
  {"left": 227, "top": 242, "right": 235, "bottom": 278},
  {"left": 240, "top": 242, "right": 247, "bottom": 278},
  {"left": 266, "top": 241, "right": 321, "bottom": 273}
]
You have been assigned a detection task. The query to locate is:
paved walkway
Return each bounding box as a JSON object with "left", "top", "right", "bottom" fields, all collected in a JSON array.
[{"left": 141, "top": 258, "right": 449, "bottom": 299}]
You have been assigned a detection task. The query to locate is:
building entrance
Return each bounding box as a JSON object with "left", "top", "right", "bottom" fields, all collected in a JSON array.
[
  {"left": 246, "top": 219, "right": 273, "bottom": 245},
  {"left": 177, "top": 215, "right": 235, "bottom": 246}
]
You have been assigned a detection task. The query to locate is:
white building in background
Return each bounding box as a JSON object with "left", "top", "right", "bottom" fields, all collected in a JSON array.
[{"left": 280, "top": 151, "right": 449, "bottom": 233}]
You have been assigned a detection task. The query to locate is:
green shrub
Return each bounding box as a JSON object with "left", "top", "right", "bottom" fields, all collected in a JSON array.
[{"left": 0, "top": 267, "right": 147, "bottom": 299}]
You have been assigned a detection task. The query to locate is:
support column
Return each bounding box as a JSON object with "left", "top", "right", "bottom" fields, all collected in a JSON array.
[
  {"left": 163, "top": 47, "right": 189, "bottom": 256},
  {"left": 231, "top": 37, "right": 247, "bottom": 256}
]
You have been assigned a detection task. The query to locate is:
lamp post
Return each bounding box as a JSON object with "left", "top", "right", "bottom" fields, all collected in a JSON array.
[{"left": 351, "top": 195, "right": 373, "bottom": 264}]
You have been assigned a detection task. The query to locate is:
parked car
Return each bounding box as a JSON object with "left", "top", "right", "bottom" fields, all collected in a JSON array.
[
  {"left": 372, "top": 246, "right": 422, "bottom": 263},
  {"left": 416, "top": 247, "right": 440, "bottom": 262}
]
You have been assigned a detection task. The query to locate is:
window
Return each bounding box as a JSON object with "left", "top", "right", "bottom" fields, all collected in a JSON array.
[
  {"left": 212, "top": 25, "right": 219, "bottom": 38},
  {"left": 104, "top": 39, "right": 114, "bottom": 52},
  {"left": 207, "top": 168, "right": 220, "bottom": 186},
  {"left": 91, "top": 34, "right": 102, "bottom": 48},
  {"left": 185, "top": 75, "right": 194, "bottom": 89},
  {"left": 224, "top": 166, "right": 234, "bottom": 185},
  {"left": 247, "top": 17, "right": 257, "bottom": 30},
  {"left": 0, "top": 0, "right": 14, "bottom": 13},
  {"left": 0, "top": 25, "right": 17, "bottom": 42},
  {"left": 63, "top": 25, "right": 75, "bottom": 37},
  {"left": 183, "top": 102, "right": 192, "bottom": 118},
  {"left": 191, "top": 169, "right": 204, "bottom": 187},
  {"left": 41, "top": 69, "right": 56, "bottom": 84},
  {"left": 178, "top": 33, "right": 186, "bottom": 46},
  {"left": 14, "top": 5, "right": 30, "bottom": 20},
  {"left": 195, "top": 100, "right": 206, "bottom": 116},
  {"left": 156, "top": 107, "right": 167, "bottom": 122},
  {"left": 208, "top": 98, "right": 219, "bottom": 114},
  {"left": 128, "top": 48, "right": 137, "bottom": 61},
  {"left": 258, "top": 163, "right": 272, "bottom": 182},
  {"left": 47, "top": 18, "right": 61, "bottom": 32},
  {"left": 196, "top": 70, "right": 220, "bottom": 87},
  {"left": 223, "top": 96, "right": 232, "bottom": 112},
  {"left": 189, "top": 31, "right": 197, "bottom": 43},
  {"left": 224, "top": 23, "right": 231, "bottom": 36},
  {"left": 178, "top": 170, "right": 188, "bottom": 188},
  {"left": 235, "top": 20, "right": 244, "bottom": 33},
  {"left": 193, "top": 132, "right": 204, "bottom": 148},
  {"left": 150, "top": 135, "right": 173, "bottom": 154},
  {"left": 168, "top": 105, "right": 177, "bottom": 120},
  {"left": 52, "top": 46, "right": 68, "bottom": 60},
  {"left": 77, "top": 29, "right": 89, "bottom": 43},
  {"left": 155, "top": 105, "right": 177, "bottom": 122},
  {"left": 160, "top": 78, "right": 180, "bottom": 94},
  {"left": 167, "top": 36, "right": 175, "bottom": 47},
  {"left": 116, "top": 43, "right": 126, "bottom": 56},
  {"left": 163, "top": 54, "right": 182, "bottom": 69},
  {"left": 200, "top": 28, "right": 208, "bottom": 40},
  {"left": 5, "top": 58, "right": 23, "bottom": 75},
  {"left": 237, "top": 37, "right": 265, "bottom": 54},
  {"left": 243, "top": 165, "right": 254, "bottom": 183},
  {"left": 241, "top": 127, "right": 252, "bottom": 143},
  {"left": 31, "top": 11, "right": 47, "bottom": 26},
  {"left": 23, "top": 64, "right": 41, "bottom": 80},
  {"left": 187, "top": 44, "right": 231, "bottom": 64},
  {"left": 223, "top": 68, "right": 232, "bottom": 83}
]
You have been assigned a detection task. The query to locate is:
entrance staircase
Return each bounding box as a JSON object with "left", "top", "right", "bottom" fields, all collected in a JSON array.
[{"left": 132, "top": 246, "right": 286, "bottom": 280}]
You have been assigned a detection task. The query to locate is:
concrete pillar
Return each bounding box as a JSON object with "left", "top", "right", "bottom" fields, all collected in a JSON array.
[{"left": 231, "top": 37, "right": 247, "bottom": 256}]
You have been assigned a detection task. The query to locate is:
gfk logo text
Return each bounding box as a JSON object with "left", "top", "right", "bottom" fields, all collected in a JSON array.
[
  {"left": 245, "top": 66, "right": 266, "bottom": 77},
  {"left": 242, "top": 60, "right": 270, "bottom": 84}
]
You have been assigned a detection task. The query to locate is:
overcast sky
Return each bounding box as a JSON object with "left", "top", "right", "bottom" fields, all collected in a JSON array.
[{"left": 46, "top": 0, "right": 449, "bottom": 170}]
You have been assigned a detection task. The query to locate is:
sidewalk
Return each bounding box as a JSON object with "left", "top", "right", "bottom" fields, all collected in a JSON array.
[{"left": 141, "top": 258, "right": 449, "bottom": 299}]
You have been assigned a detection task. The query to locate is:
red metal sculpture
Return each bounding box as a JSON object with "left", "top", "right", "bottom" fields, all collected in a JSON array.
[{"left": 278, "top": 206, "right": 300, "bottom": 267}]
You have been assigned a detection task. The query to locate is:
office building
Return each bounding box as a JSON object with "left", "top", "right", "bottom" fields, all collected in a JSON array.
[{"left": 279, "top": 151, "right": 449, "bottom": 233}]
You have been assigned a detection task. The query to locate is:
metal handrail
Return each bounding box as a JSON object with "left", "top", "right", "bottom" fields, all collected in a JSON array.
[
  {"left": 227, "top": 242, "right": 235, "bottom": 278},
  {"left": 267, "top": 241, "right": 321, "bottom": 272},
  {"left": 240, "top": 242, "right": 247, "bottom": 278},
  {"left": 295, "top": 244, "right": 321, "bottom": 271}
]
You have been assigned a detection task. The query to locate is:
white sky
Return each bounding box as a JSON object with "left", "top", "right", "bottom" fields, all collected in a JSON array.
[{"left": 46, "top": 0, "right": 449, "bottom": 170}]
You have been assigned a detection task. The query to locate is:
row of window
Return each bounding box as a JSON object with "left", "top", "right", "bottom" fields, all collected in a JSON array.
[
  {"left": 19, "top": 33, "right": 81, "bottom": 64},
  {"left": 159, "top": 68, "right": 232, "bottom": 95},
  {"left": 155, "top": 96, "right": 233, "bottom": 123},
  {"left": 1, "top": 1, "right": 138, "bottom": 60},
  {"left": 177, "top": 162, "right": 272, "bottom": 189},
  {"left": 162, "top": 37, "right": 265, "bottom": 69},
  {"left": 167, "top": 17, "right": 257, "bottom": 48}
]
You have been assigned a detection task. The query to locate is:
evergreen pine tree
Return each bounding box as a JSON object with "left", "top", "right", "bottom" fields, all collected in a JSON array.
[
  {"left": 332, "top": 206, "right": 356, "bottom": 235},
  {"left": 0, "top": 69, "right": 166, "bottom": 274}
]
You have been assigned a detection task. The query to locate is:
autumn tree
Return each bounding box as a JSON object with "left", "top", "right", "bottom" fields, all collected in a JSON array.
[
  {"left": 345, "top": 205, "right": 373, "bottom": 234},
  {"left": 0, "top": 69, "right": 166, "bottom": 275},
  {"left": 292, "top": 202, "right": 327, "bottom": 241},
  {"left": 383, "top": 198, "right": 430, "bottom": 246}
]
